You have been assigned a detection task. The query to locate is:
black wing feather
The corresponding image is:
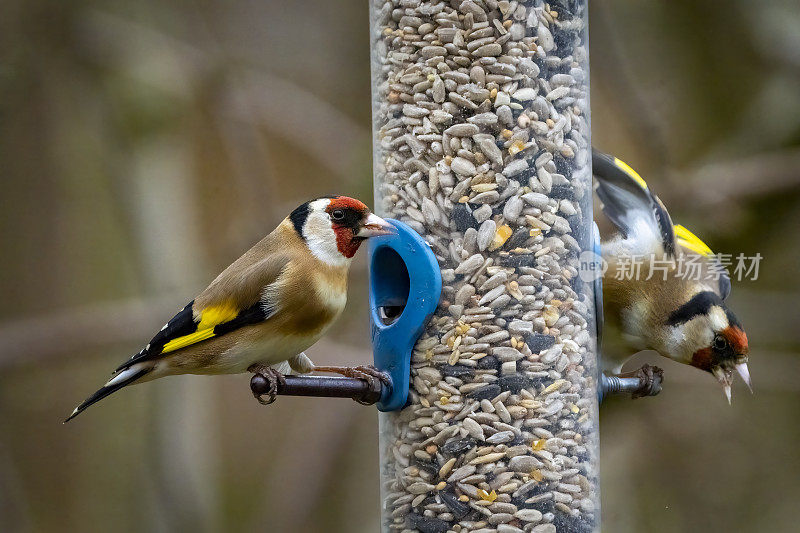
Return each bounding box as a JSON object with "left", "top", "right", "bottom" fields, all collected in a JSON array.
[
  {"left": 116, "top": 301, "right": 198, "bottom": 371},
  {"left": 718, "top": 272, "right": 731, "bottom": 301},
  {"left": 212, "top": 301, "right": 270, "bottom": 336},
  {"left": 592, "top": 149, "right": 676, "bottom": 257},
  {"left": 116, "top": 298, "right": 274, "bottom": 372}
]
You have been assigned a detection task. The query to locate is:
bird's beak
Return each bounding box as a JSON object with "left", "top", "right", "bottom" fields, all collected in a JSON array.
[
  {"left": 736, "top": 362, "right": 753, "bottom": 393},
  {"left": 712, "top": 366, "right": 734, "bottom": 405},
  {"left": 357, "top": 214, "right": 396, "bottom": 238}
]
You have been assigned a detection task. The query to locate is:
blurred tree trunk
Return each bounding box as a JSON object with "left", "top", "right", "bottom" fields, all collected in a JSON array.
[{"left": 127, "top": 137, "right": 220, "bottom": 533}]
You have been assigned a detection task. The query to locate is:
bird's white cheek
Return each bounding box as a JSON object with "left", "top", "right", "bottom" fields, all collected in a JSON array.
[
  {"left": 667, "top": 319, "right": 713, "bottom": 364},
  {"left": 303, "top": 211, "right": 350, "bottom": 267}
]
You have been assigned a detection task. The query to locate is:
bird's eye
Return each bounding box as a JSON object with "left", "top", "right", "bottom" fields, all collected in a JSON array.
[
  {"left": 713, "top": 335, "right": 728, "bottom": 351},
  {"left": 332, "top": 209, "right": 345, "bottom": 220}
]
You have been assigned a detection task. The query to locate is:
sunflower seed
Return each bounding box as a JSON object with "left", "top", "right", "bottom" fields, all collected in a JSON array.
[{"left": 445, "top": 123, "right": 480, "bottom": 137}]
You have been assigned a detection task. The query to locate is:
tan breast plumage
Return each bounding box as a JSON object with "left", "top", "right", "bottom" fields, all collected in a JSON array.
[{"left": 156, "top": 220, "right": 350, "bottom": 375}]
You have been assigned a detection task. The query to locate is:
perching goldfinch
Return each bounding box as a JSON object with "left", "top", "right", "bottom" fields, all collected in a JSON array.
[
  {"left": 65, "top": 196, "right": 395, "bottom": 422},
  {"left": 593, "top": 149, "right": 750, "bottom": 403}
]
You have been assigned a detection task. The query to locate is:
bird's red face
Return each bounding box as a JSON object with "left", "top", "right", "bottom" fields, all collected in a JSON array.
[
  {"left": 324, "top": 197, "right": 374, "bottom": 258},
  {"left": 690, "top": 317, "right": 750, "bottom": 402},
  {"left": 290, "top": 196, "right": 395, "bottom": 264},
  {"left": 324, "top": 196, "right": 395, "bottom": 258},
  {"left": 691, "top": 325, "right": 749, "bottom": 371},
  {"left": 667, "top": 291, "right": 750, "bottom": 403}
]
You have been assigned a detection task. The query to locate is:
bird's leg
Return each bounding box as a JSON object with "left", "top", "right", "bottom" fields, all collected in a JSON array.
[
  {"left": 248, "top": 364, "right": 287, "bottom": 405},
  {"left": 312, "top": 364, "right": 391, "bottom": 385},
  {"left": 288, "top": 352, "right": 315, "bottom": 374},
  {"left": 312, "top": 364, "right": 392, "bottom": 405},
  {"left": 618, "top": 363, "right": 664, "bottom": 399}
]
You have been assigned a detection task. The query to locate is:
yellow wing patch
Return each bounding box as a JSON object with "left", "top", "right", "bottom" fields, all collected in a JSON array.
[
  {"left": 161, "top": 329, "right": 216, "bottom": 353},
  {"left": 613, "top": 157, "right": 649, "bottom": 190},
  {"left": 196, "top": 304, "right": 240, "bottom": 328},
  {"left": 674, "top": 224, "right": 713, "bottom": 257},
  {"left": 161, "top": 303, "right": 239, "bottom": 354}
]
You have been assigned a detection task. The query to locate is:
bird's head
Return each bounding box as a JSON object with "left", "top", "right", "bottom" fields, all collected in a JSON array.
[
  {"left": 668, "top": 291, "right": 750, "bottom": 403},
  {"left": 289, "top": 196, "right": 394, "bottom": 266}
]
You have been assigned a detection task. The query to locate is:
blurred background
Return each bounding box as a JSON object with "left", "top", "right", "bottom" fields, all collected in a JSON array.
[{"left": 1, "top": 0, "right": 798, "bottom": 531}]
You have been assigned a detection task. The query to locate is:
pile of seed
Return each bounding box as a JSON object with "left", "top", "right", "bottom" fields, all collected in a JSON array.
[{"left": 370, "top": 0, "right": 597, "bottom": 532}]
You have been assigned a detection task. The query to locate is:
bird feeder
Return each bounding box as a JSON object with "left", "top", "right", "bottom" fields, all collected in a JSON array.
[{"left": 369, "top": 0, "right": 600, "bottom": 531}]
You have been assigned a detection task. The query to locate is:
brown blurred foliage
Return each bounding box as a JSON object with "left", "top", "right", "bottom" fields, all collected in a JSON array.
[{"left": 1, "top": 1, "right": 798, "bottom": 532}]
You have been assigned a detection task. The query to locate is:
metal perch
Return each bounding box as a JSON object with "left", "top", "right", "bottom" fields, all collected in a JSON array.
[
  {"left": 248, "top": 366, "right": 660, "bottom": 406},
  {"left": 250, "top": 374, "right": 384, "bottom": 405}
]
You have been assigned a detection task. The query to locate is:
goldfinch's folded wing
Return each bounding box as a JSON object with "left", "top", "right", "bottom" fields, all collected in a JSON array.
[
  {"left": 592, "top": 149, "right": 677, "bottom": 257},
  {"left": 116, "top": 254, "right": 291, "bottom": 371},
  {"left": 674, "top": 224, "right": 732, "bottom": 300}
]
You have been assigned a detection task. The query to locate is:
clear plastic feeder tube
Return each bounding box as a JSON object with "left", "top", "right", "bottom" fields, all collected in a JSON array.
[{"left": 370, "top": 1, "right": 598, "bottom": 531}]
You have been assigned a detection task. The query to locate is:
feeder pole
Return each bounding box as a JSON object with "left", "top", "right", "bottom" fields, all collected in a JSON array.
[{"left": 369, "top": 1, "right": 600, "bottom": 531}]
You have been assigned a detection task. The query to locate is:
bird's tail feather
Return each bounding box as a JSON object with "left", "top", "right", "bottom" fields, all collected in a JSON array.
[{"left": 64, "top": 364, "right": 152, "bottom": 423}]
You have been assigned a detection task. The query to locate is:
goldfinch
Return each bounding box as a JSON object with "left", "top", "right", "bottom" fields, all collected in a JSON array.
[
  {"left": 66, "top": 196, "right": 395, "bottom": 422},
  {"left": 593, "top": 149, "right": 750, "bottom": 403}
]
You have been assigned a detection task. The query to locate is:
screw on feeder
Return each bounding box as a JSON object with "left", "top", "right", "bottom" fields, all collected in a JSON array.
[
  {"left": 250, "top": 220, "right": 441, "bottom": 408},
  {"left": 598, "top": 367, "right": 664, "bottom": 403}
]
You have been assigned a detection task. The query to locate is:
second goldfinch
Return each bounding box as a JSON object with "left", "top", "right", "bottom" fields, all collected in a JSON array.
[
  {"left": 593, "top": 150, "right": 751, "bottom": 403},
  {"left": 66, "top": 196, "right": 395, "bottom": 421}
]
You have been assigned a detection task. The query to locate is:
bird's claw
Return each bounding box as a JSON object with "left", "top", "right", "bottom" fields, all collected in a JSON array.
[
  {"left": 631, "top": 364, "right": 663, "bottom": 399},
  {"left": 248, "top": 365, "right": 286, "bottom": 405},
  {"left": 351, "top": 364, "right": 392, "bottom": 386},
  {"left": 350, "top": 365, "right": 391, "bottom": 405},
  {"left": 313, "top": 364, "right": 391, "bottom": 405}
]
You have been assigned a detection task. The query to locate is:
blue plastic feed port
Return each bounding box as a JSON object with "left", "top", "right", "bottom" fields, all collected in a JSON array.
[{"left": 368, "top": 219, "right": 442, "bottom": 411}]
